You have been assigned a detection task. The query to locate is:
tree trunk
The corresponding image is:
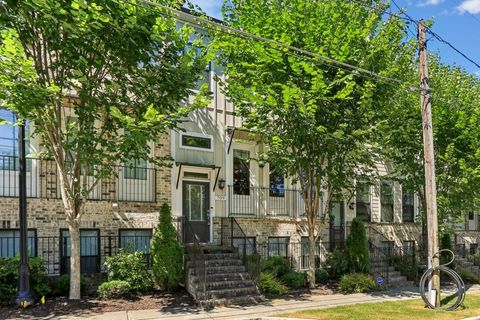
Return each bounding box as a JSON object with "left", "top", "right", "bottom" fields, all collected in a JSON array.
[
  {"left": 68, "top": 221, "right": 81, "bottom": 300},
  {"left": 68, "top": 223, "right": 80, "bottom": 300},
  {"left": 308, "top": 229, "right": 316, "bottom": 288}
]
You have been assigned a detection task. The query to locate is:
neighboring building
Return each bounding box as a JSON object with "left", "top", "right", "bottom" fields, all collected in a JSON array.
[{"left": 454, "top": 212, "right": 480, "bottom": 257}]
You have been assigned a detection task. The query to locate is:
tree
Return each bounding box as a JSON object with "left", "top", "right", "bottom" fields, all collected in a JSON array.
[
  {"left": 377, "top": 54, "right": 480, "bottom": 234},
  {"left": 0, "top": 0, "right": 210, "bottom": 299},
  {"left": 213, "top": 0, "right": 413, "bottom": 287},
  {"left": 151, "top": 203, "right": 183, "bottom": 291},
  {"left": 345, "top": 218, "right": 370, "bottom": 274}
]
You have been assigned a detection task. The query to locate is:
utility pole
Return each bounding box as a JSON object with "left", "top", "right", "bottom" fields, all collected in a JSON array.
[
  {"left": 418, "top": 19, "right": 440, "bottom": 307},
  {"left": 15, "top": 119, "right": 33, "bottom": 307}
]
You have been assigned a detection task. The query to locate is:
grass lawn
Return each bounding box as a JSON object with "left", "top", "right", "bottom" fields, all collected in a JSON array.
[{"left": 278, "top": 294, "right": 480, "bottom": 320}]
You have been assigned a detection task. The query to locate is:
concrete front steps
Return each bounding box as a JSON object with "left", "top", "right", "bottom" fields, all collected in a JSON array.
[
  {"left": 370, "top": 259, "right": 411, "bottom": 287},
  {"left": 185, "top": 246, "right": 263, "bottom": 307}
]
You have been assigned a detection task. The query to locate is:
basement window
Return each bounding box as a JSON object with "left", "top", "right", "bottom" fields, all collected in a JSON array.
[{"left": 0, "top": 229, "right": 36, "bottom": 257}]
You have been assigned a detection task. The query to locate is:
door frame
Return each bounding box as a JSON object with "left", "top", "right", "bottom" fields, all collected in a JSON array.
[{"left": 182, "top": 180, "right": 211, "bottom": 243}]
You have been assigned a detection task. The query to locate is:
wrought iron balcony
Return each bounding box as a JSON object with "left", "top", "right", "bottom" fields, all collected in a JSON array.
[{"left": 0, "top": 156, "right": 156, "bottom": 202}]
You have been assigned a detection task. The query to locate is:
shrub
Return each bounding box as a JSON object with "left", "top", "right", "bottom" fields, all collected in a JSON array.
[
  {"left": 338, "top": 273, "right": 380, "bottom": 293},
  {"left": 261, "top": 256, "right": 292, "bottom": 278},
  {"left": 258, "top": 272, "right": 288, "bottom": 295},
  {"left": 104, "top": 250, "right": 153, "bottom": 293},
  {"left": 0, "top": 256, "right": 51, "bottom": 305},
  {"left": 345, "top": 218, "right": 370, "bottom": 274},
  {"left": 325, "top": 250, "right": 349, "bottom": 279},
  {"left": 439, "top": 233, "right": 454, "bottom": 267},
  {"left": 52, "top": 274, "right": 88, "bottom": 297},
  {"left": 315, "top": 268, "right": 329, "bottom": 284},
  {"left": 151, "top": 203, "right": 183, "bottom": 291},
  {"left": 281, "top": 272, "right": 306, "bottom": 289},
  {"left": 97, "top": 280, "right": 131, "bottom": 299},
  {"left": 456, "top": 268, "right": 479, "bottom": 284}
]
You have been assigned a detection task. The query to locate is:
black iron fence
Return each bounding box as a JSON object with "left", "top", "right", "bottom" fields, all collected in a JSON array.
[
  {"left": 0, "top": 156, "right": 157, "bottom": 202},
  {"left": 228, "top": 186, "right": 305, "bottom": 218},
  {"left": 0, "top": 234, "right": 152, "bottom": 275}
]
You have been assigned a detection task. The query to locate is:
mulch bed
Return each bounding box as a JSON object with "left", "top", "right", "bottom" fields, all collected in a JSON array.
[{"left": 0, "top": 290, "right": 196, "bottom": 319}]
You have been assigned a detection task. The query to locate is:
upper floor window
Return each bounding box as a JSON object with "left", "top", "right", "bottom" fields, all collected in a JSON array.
[
  {"left": 233, "top": 149, "right": 250, "bottom": 195},
  {"left": 381, "top": 179, "right": 394, "bottom": 223},
  {"left": 402, "top": 189, "right": 415, "bottom": 222},
  {"left": 355, "top": 179, "right": 371, "bottom": 222},
  {"left": 180, "top": 132, "right": 213, "bottom": 151},
  {"left": 269, "top": 163, "right": 285, "bottom": 197},
  {"left": 0, "top": 109, "right": 30, "bottom": 171}
]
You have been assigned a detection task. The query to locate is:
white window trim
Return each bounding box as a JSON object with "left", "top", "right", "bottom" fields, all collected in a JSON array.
[{"left": 179, "top": 131, "right": 214, "bottom": 152}]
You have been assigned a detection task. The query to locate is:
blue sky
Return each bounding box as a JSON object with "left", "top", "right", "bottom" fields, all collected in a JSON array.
[{"left": 189, "top": 0, "right": 480, "bottom": 76}]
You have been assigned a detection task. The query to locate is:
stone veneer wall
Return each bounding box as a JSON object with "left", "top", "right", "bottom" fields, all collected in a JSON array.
[{"left": 212, "top": 217, "right": 422, "bottom": 251}]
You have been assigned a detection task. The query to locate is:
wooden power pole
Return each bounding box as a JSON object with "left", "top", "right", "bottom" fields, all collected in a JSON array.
[{"left": 418, "top": 19, "right": 440, "bottom": 307}]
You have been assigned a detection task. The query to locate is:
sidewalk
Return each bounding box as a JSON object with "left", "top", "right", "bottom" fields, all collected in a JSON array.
[
  {"left": 31, "top": 285, "right": 480, "bottom": 320},
  {"left": 58, "top": 286, "right": 421, "bottom": 320}
]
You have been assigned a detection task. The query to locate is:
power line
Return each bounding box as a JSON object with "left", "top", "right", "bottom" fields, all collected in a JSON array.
[
  {"left": 386, "top": 0, "right": 480, "bottom": 70},
  {"left": 425, "top": 28, "right": 480, "bottom": 69}
]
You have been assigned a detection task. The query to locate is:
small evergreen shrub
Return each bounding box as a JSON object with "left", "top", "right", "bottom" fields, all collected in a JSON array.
[
  {"left": 315, "top": 268, "right": 329, "bottom": 284},
  {"left": 261, "top": 256, "right": 292, "bottom": 278},
  {"left": 151, "top": 203, "right": 183, "bottom": 291},
  {"left": 338, "top": 273, "right": 379, "bottom": 293},
  {"left": 104, "top": 250, "right": 153, "bottom": 293},
  {"left": 325, "top": 250, "right": 349, "bottom": 279},
  {"left": 97, "top": 280, "right": 131, "bottom": 299},
  {"left": 258, "top": 272, "right": 288, "bottom": 295},
  {"left": 52, "top": 274, "right": 88, "bottom": 296},
  {"left": 281, "top": 272, "right": 306, "bottom": 289},
  {"left": 439, "top": 233, "right": 454, "bottom": 267},
  {"left": 0, "top": 257, "right": 51, "bottom": 305},
  {"left": 345, "top": 218, "right": 370, "bottom": 274}
]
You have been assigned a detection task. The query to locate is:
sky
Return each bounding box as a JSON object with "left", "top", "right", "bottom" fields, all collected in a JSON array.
[{"left": 189, "top": 0, "right": 480, "bottom": 76}]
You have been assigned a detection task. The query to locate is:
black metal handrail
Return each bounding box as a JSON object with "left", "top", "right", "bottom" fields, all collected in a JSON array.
[
  {"left": 221, "top": 217, "right": 261, "bottom": 283},
  {"left": 181, "top": 217, "right": 206, "bottom": 301},
  {"left": 368, "top": 240, "right": 391, "bottom": 284}
]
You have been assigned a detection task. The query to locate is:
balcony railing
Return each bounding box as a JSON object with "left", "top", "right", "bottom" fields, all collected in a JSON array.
[
  {"left": 227, "top": 185, "right": 306, "bottom": 218},
  {"left": 0, "top": 156, "right": 156, "bottom": 202}
]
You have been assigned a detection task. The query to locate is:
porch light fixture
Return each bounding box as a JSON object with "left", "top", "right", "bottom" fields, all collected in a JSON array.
[
  {"left": 218, "top": 178, "right": 226, "bottom": 190},
  {"left": 349, "top": 202, "right": 355, "bottom": 210},
  {"left": 258, "top": 159, "right": 265, "bottom": 168}
]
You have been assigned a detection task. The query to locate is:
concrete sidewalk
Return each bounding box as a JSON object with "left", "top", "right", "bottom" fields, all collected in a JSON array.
[
  {"left": 59, "top": 286, "right": 422, "bottom": 320},
  {"left": 33, "top": 285, "right": 480, "bottom": 320}
]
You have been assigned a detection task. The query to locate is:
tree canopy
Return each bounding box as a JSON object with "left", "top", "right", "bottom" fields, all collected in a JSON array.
[
  {"left": 213, "top": 0, "right": 415, "bottom": 286},
  {"left": 0, "top": 0, "right": 210, "bottom": 299}
]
